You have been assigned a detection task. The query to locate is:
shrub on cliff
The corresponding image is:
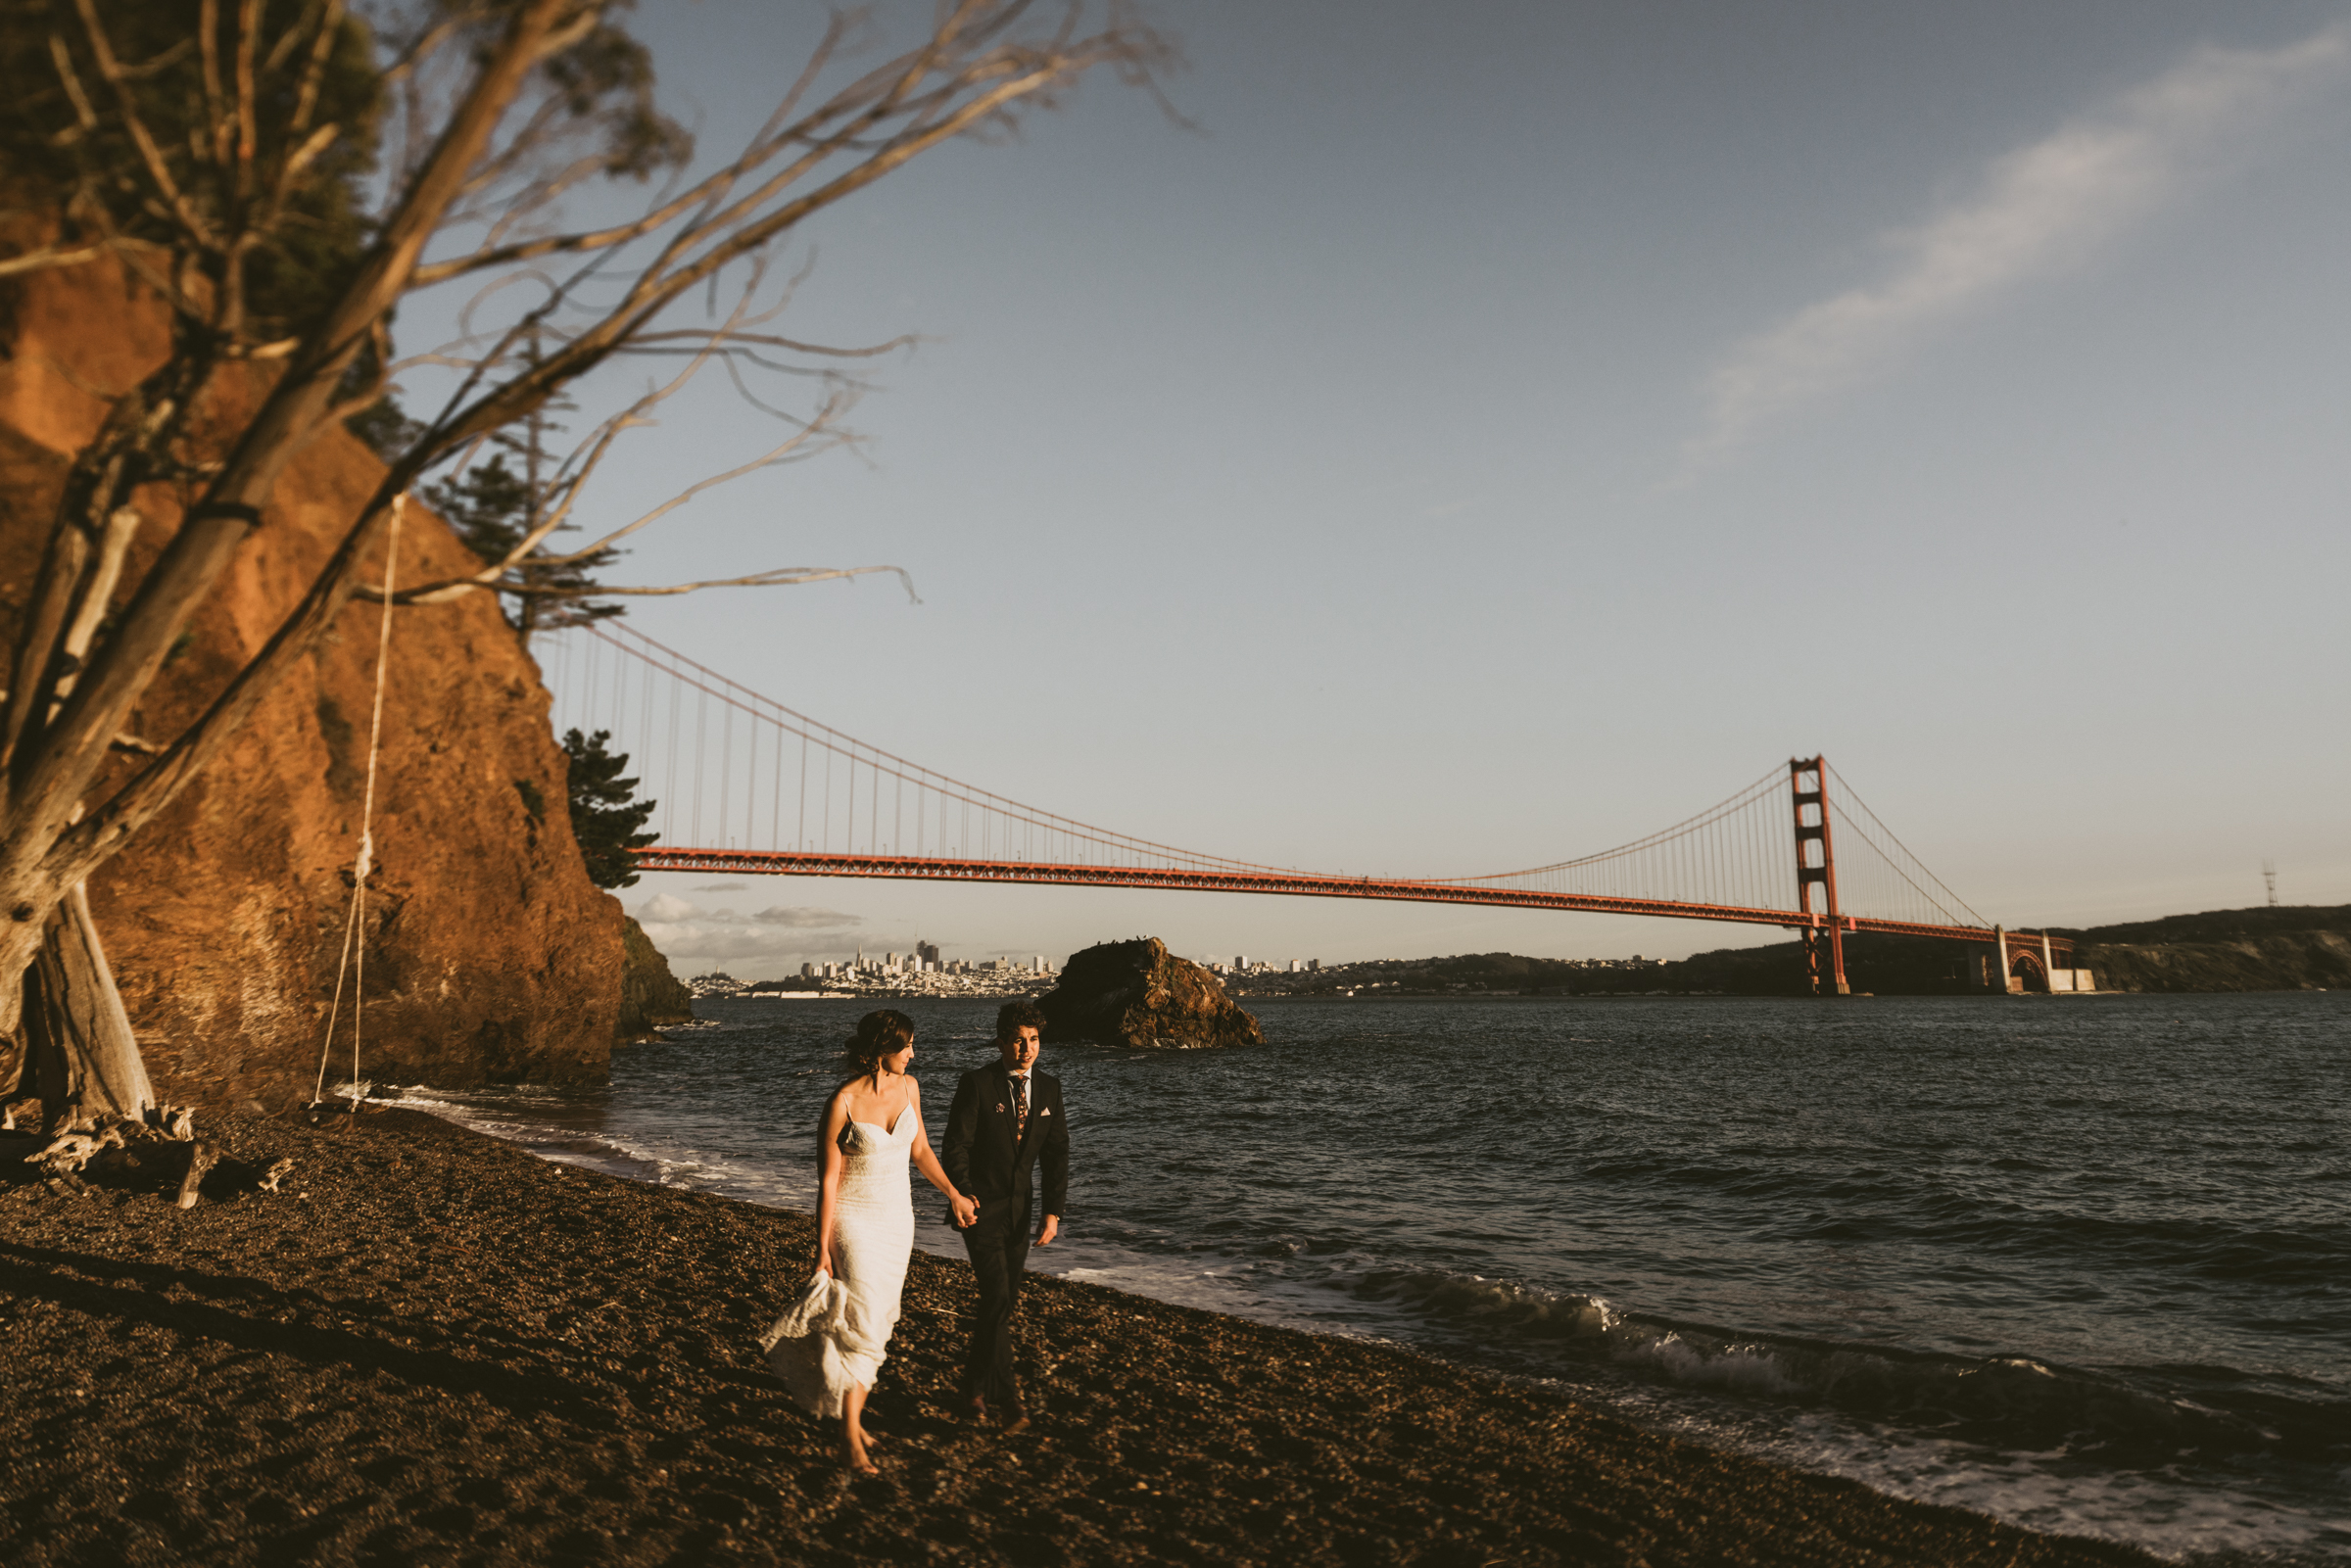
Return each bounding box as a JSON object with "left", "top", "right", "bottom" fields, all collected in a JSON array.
[{"left": 562, "top": 729, "right": 657, "bottom": 889}]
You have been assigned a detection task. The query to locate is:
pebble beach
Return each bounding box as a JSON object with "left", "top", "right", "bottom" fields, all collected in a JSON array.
[{"left": 0, "top": 1107, "right": 2172, "bottom": 1566}]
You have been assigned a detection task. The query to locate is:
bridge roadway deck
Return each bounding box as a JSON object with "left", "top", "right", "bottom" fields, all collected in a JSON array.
[{"left": 633, "top": 847, "right": 2033, "bottom": 951}]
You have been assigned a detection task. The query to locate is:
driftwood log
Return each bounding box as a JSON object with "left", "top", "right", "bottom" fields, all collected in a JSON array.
[
  {"left": 170, "top": 1143, "right": 220, "bottom": 1210},
  {"left": 23, "top": 1125, "right": 123, "bottom": 1177},
  {"left": 13, "top": 1108, "right": 290, "bottom": 1208}
]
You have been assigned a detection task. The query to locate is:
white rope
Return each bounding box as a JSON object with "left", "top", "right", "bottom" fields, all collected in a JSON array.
[{"left": 313, "top": 497, "right": 405, "bottom": 1109}]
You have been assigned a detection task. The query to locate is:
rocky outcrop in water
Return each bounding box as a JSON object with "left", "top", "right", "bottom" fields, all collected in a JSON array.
[
  {"left": 0, "top": 257, "right": 630, "bottom": 1110},
  {"left": 1037, "top": 938, "right": 1262, "bottom": 1049},
  {"left": 618, "top": 918, "right": 695, "bottom": 1041}
]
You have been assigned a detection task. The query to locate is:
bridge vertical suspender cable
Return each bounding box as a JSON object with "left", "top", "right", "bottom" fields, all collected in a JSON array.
[{"left": 538, "top": 624, "right": 2051, "bottom": 984}]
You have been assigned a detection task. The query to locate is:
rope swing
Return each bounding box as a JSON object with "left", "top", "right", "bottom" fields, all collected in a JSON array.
[{"left": 312, "top": 496, "right": 405, "bottom": 1110}]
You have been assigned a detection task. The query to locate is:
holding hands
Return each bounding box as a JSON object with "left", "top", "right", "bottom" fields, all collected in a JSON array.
[{"left": 950, "top": 1192, "right": 979, "bottom": 1228}]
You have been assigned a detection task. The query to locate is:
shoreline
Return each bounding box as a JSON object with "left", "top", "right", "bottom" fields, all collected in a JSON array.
[{"left": 0, "top": 1109, "right": 2162, "bottom": 1566}]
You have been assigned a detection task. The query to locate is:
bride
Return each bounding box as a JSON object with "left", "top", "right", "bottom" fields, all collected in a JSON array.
[{"left": 763, "top": 1009, "right": 977, "bottom": 1473}]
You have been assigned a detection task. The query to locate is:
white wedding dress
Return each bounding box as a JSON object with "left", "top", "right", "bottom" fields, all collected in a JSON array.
[{"left": 761, "top": 1104, "right": 918, "bottom": 1418}]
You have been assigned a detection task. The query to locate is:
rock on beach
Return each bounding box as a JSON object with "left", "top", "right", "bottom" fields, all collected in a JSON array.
[{"left": 1038, "top": 937, "right": 1264, "bottom": 1050}]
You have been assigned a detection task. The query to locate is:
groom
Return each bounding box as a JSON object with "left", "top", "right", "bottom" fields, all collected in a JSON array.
[{"left": 942, "top": 999, "right": 1068, "bottom": 1432}]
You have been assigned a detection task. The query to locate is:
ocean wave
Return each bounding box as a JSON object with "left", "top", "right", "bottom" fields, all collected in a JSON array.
[
  {"left": 1341, "top": 1265, "right": 1618, "bottom": 1341},
  {"left": 381, "top": 1083, "right": 593, "bottom": 1111},
  {"left": 1324, "top": 1262, "right": 2350, "bottom": 1471}
]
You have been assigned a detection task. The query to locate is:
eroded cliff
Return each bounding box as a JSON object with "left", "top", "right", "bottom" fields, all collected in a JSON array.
[{"left": 0, "top": 259, "right": 628, "bottom": 1110}]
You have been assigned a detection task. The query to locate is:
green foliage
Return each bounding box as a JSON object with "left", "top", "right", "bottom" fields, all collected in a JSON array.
[
  {"left": 0, "top": 0, "right": 383, "bottom": 341},
  {"left": 536, "top": 5, "right": 695, "bottom": 180},
  {"left": 561, "top": 728, "right": 655, "bottom": 889},
  {"left": 420, "top": 376, "right": 623, "bottom": 637},
  {"left": 0, "top": 0, "right": 688, "bottom": 378},
  {"left": 344, "top": 394, "right": 425, "bottom": 464}
]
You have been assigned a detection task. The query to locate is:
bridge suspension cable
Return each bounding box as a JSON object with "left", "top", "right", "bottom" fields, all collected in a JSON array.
[
  {"left": 547, "top": 622, "right": 1299, "bottom": 876},
  {"left": 540, "top": 623, "right": 2005, "bottom": 944},
  {"left": 1450, "top": 766, "right": 1797, "bottom": 914},
  {"left": 1817, "top": 761, "right": 1988, "bottom": 931}
]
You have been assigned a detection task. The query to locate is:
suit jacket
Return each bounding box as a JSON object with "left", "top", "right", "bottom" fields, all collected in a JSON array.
[{"left": 943, "top": 1059, "right": 1069, "bottom": 1217}]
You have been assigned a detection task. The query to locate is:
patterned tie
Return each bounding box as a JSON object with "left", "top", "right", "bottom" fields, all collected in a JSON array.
[{"left": 1010, "top": 1072, "right": 1029, "bottom": 1138}]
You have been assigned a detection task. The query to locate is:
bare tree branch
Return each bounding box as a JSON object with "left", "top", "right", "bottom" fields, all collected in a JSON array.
[
  {"left": 0, "top": 241, "right": 113, "bottom": 278},
  {"left": 2, "top": 0, "right": 1180, "bottom": 1056},
  {"left": 7, "top": 0, "right": 586, "bottom": 897},
  {"left": 376, "top": 562, "right": 921, "bottom": 606},
  {"left": 69, "top": 0, "right": 217, "bottom": 248}
]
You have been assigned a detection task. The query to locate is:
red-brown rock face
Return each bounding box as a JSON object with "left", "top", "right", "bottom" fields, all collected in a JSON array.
[{"left": 0, "top": 260, "right": 626, "bottom": 1111}]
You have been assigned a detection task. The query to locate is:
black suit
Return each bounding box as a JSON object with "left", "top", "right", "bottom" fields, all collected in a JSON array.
[{"left": 942, "top": 1059, "right": 1069, "bottom": 1407}]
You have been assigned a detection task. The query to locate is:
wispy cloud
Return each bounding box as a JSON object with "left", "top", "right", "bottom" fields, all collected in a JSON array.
[
  {"left": 1689, "top": 23, "right": 2351, "bottom": 464},
  {"left": 752, "top": 905, "right": 865, "bottom": 928}
]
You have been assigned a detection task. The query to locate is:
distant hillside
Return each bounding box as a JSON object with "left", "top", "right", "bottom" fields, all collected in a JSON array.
[
  {"left": 1651, "top": 907, "right": 2351, "bottom": 996},
  {"left": 2057, "top": 905, "right": 2351, "bottom": 945},
  {"left": 1247, "top": 906, "right": 2351, "bottom": 999},
  {"left": 1643, "top": 934, "right": 1989, "bottom": 997},
  {"left": 2060, "top": 905, "right": 2350, "bottom": 994}
]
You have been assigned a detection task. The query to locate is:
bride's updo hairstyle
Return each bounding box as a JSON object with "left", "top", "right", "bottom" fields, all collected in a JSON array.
[{"left": 840, "top": 1009, "right": 916, "bottom": 1080}]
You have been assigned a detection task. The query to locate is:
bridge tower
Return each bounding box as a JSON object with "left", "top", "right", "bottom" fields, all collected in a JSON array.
[{"left": 1789, "top": 757, "right": 1850, "bottom": 997}]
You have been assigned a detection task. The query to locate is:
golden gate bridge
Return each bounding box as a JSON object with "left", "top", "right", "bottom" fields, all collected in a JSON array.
[{"left": 543, "top": 622, "right": 2072, "bottom": 995}]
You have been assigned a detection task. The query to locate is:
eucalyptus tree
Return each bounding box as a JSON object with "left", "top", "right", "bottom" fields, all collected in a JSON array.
[{"left": 0, "top": 0, "right": 1174, "bottom": 1122}]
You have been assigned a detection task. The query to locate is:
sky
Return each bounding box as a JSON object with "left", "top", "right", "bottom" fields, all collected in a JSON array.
[{"left": 411, "top": 1, "right": 2351, "bottom": 977}]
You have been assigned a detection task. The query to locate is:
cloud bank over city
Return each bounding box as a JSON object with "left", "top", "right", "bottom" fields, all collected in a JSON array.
[
  {"left": 1690, "top": 21, "right": 2351, "bottom": 464},
  {"left": 632, "top": 895, "right": 868, "bottom": 965}
]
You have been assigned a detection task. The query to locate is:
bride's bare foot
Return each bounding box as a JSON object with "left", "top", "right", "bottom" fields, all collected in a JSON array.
[{"left": 841, "top": 1386, "right": 881, "bottom": 1474}]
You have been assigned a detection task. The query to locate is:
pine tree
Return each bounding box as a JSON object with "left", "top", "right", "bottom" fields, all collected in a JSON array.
[
  {"left": 562, "top": 730, "right": 658, "bottom": 889},
  {"left": 423, "top": 335, "right": 622, "bottom": 643}
]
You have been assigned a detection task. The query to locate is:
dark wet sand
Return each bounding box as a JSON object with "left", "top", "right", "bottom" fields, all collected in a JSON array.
[{"left": 0, "top": 1109, "right": 2159, "bottom": 1566}]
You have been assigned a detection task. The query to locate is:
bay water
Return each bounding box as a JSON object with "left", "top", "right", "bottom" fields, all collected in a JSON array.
[{"left": 392, "top": 991, "right": 2348, "bottom": 1563}]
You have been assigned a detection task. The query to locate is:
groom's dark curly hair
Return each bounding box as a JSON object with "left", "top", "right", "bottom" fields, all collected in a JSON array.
[{"left": 994, "top": 1000, "right": 1047, "bottom": 1042}]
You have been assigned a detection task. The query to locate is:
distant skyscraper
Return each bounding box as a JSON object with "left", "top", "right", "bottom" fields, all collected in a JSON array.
[{"left": 917, "top": 939, "right": 941, "bottom": 967}]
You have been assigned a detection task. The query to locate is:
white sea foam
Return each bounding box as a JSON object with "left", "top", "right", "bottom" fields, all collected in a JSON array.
[{"left": 1617, "top": 1398, "right": 2351, "bottom": 1564}]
